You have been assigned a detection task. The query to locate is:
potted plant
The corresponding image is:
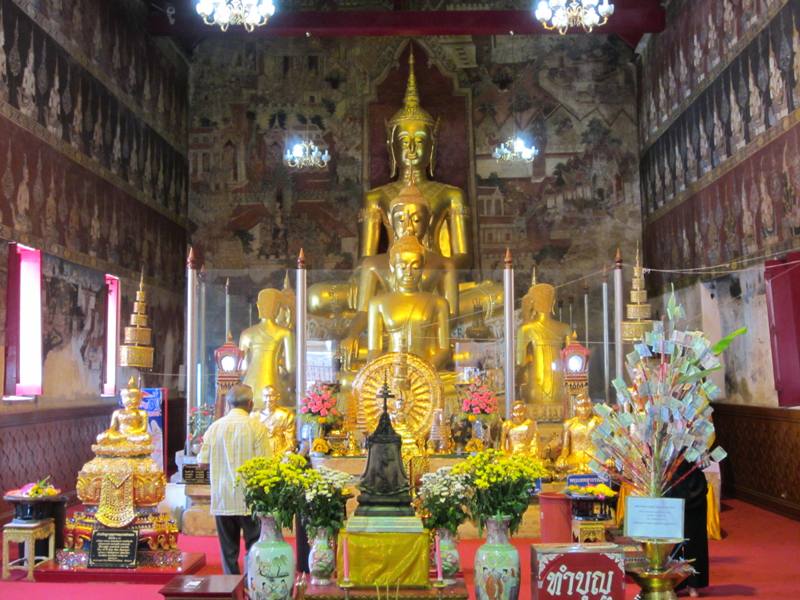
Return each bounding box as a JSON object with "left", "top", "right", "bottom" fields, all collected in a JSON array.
[
  {"left": 452, "top": 449, "right": 548, "bottom": 600},
  {"left": 414, "top": 467, "right": 471, "bottom": 584},
  {"left": 237, "top": 454, "right": 308, "bottom": 600},
  {"left": 300, "top": 467, "right": 352, "bottom": 585}
]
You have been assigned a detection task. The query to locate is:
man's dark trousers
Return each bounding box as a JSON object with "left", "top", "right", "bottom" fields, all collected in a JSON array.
[{"left": 215, "top": 514, "right": 261, "bottom": 574}]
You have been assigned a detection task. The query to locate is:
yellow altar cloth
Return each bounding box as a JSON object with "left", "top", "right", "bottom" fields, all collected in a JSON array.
[
  {"left": 615, "top": 482, "right": 721, "bottom": 540},
  {"left": 337, "top": 530, "right": 430, "bottom": 587}
]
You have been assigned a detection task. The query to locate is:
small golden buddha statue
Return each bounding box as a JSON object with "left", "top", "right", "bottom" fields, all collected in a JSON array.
[
  {"left": 500, "top": 401, "right": 539, "bottom": 456},
  {"left": 555, "top": 392, "right": 602, "bottom": 474},
  {"left": 367, "top": 235, "right": 451, "bottom": 369},
  {"left": 239, "top": 288, "right": 295, "bottom": 409},
  {"left": 516, "top": 280, "right": 571, "bottom": 420},
  {"left": 94, "top": 376, "right": 152, "bottom": 455},
  {"left": 361, "top": 47, "right": 470, "bottom": 267},
  {"left": 252, "top": 385, "right": 296, "bottom": 455}
]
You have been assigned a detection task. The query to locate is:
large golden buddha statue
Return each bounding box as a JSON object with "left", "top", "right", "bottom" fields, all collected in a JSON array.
[
  {"left": 500, "top": 401, "right": 539, "bottom": 456},
  {"left": 516, "top": 280, "right": 571, "bottom": 421},
  {"left": 367, "top": 235, "right": 451, "bottom": 369},
  {"left": 361, "top": 48, "right": 470, "bottom": 267},
  {"left": 239, "top": 288, "right": 294, "bottom": 409},
  {"left": 555, "top": 392, "right": 602, "bottom": 475},
  {"left": 252, "top": 385, "right": 296, "bottom": 455}
]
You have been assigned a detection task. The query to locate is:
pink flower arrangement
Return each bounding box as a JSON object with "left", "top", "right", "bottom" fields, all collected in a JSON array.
[
  {"left": 300, "top": 384, "right": 340, "bottom": 423},
  {"left": 461, "top": 380, "right": 498, "bottom": 420}
]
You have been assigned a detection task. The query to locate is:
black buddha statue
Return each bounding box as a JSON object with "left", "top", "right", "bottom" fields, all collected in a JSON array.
[{"left": 355, "top": 374, "right": 414, "bottom": 517}]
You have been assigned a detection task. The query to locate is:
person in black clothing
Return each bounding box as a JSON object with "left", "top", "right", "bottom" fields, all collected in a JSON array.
[{"left": 667, "top": 460, "right": 709, "bottom": 597}]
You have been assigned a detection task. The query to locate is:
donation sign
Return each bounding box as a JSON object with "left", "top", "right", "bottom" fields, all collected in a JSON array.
[
  {"left": 624, "top": 496, "right": 684, "bottom": 540},
  {"left": 532, "top": 544, "right": 625, "bottom": 600}
]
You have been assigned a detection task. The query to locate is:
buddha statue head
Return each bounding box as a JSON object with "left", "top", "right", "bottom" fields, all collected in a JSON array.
[
  {"left": 574, "top": 392, "right": 594, "bottom": 420},
  {"left": 121, "top": 376, "right": 143, "bottom": 410},
  {"left": 262, "top": 385, "right": 280, "bottom": 412},
  {"left": 386, "top": 47, "right": 440, "bottom": 180},
  {"left": 510, "top": 400, "right": 530, "bottom": 425},
  {"left": 528, "top": 283, "right": 557, "bottom": 316},
  {"left": 256, "top": 288, "right": 287, "bottom": 322},
  {"left": 388, "top": 185, "right": 432, "bottom": 241},
  {"left": 389, "top": 234, "right": 426, "bottom": 292}
]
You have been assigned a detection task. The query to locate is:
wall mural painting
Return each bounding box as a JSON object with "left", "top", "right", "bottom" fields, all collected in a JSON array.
[
  {"left": 0, "top": 115, "right": 187, "bottom": 286},
  {"left": 640, "top": 0, "right": 800, "bottom": 219},
  {"left": 4, "top": 0, "right": 188, "bottom": 149},
  {"left": 639, "top": 0, "right": 788, "bottom": 150},
  {"left": 0, "top": 0, "right": 189, "bottom": 220},
  {"left": 189, "top": 34, "right": 641, "bottom": 290},
  {"left": 641, "top": 1, "right": 800, "bottom": 287},
  {"left": 644, "top": 121, "right": 800, "bottom": 288}
]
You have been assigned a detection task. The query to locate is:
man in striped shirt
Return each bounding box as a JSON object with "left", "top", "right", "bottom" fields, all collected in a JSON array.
[{"left": 198, "top": 384, "right": 270, "bottom": 574}]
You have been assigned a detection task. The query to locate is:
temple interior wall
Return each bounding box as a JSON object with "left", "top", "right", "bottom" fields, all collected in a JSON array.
[{"left": 640, "top": 0, "right": 792, "bottom": 408}]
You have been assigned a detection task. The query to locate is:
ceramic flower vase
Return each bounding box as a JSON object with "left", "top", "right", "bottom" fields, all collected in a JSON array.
[
  {"left": 308, "top": 529, "right": 336, "bottom": 585},
  {"left": 474, "top": 516, "right": 520, "bottom": 600},
  {"left": 246, "top": 514, "right": 296, "bottom": 600},
  {"left": 437, "top": 528, "right": 460, "bottom": 584}
]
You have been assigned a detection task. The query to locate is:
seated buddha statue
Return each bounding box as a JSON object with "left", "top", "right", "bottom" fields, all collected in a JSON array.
[
  {"left": 252, "top": 385, "right": 296, "bottom": 455},
  {"left": 239, "top": 288, "right": 295, "bottom": 410},
  {"left": 361, "top": 47, "right": 470, "bottom": 268},
  {"left": 93, "top": 376, "right": 152, "bottom": 455},
  {"left": 500, "top": 401, "right": 539, "bottom": 456},
  {"left": 555, "top": 392, "right": 603, "bottom": 474},
  {"left": 516, "top": 280, "right": 571, "bottom": 421},
  {"left": 340, "top": 184, "right": 458, "bottom": 370},
  {"left": 367, "top": 235, "right": 451, "bottom": 370}
]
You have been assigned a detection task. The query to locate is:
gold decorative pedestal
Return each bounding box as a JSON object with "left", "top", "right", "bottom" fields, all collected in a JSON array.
[
  {"left": 2, "top": 518, "right": 55, "bottom": 580},
  {"left": 570, "top": 518, "right": 610, "bottom": 543},
  {"left": 627, "top": 539, "right": 694, "bottom": 600}
]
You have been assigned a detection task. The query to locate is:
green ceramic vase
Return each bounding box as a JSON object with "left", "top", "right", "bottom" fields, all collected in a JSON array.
[
  {"left": 308, "top": 529, "right": 335, "bottom": 585},
  {"left": 474, "top": 516, "right": 520, "bottom": 600},
  {"left": 246, "top": 514, "right": 296, "bottom": 600},
  {"left": 437, "top": 528, "right": 460, "bottom": 584}
]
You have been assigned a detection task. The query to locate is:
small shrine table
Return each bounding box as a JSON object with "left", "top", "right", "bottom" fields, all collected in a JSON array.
[
  {"left": 299, "top": 579, "right": 469, "bottom": 600},
  {"left": 2, "top": 518, "right": 55, "bottom": 580},
  {"left": 159, "top": 575, "right": 245, "bottom": 599},
  {"left": 3, "top": 493, "right": 68, "bottom": 551}
]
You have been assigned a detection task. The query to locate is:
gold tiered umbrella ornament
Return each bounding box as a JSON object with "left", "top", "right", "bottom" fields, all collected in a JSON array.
[{"left": 119, "top": 272, "right": 154, "bottom": 370}]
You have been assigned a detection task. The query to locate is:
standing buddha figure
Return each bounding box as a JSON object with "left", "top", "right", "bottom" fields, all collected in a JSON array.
[
  {"left": 555, "top": 392, "right": 602, "bottom": 474},
  {"left": 500, "top": 401, "right": 539, "bottom": 456},
  {"left": 239, "top": 288, "right": 294, "bottom": 410},
  {"left": 516, "top": 279, "right": 571, "bottom": 421},
  {"left": 252, "top": 385, "right": 296, "bottom": 455},
  {"left": 361, "top": 47, "right": 471, "bottom": 268}
]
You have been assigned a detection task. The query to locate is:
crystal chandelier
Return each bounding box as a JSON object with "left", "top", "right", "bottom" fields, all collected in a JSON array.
[
  {"left": 493, "top": 136, "right": 538, "bottom": 162},
  {"left": 534, "top": 0, "right": 615, "bottom": 35},
  {"left": 195, "top": 0, "right": 276, "bottom": 33},
  {"left": 284, "top": 140, "right": 330, "bottom": 170}
]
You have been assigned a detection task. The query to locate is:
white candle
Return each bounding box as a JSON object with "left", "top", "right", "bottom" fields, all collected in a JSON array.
[{"left": 435, "top": 532, "right": 442, "bottom": 581}]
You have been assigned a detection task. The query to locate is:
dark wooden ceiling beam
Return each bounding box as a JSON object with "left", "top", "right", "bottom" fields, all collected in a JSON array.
[{"left": 147, "top": 4, "right": 665, "bottom": 38}]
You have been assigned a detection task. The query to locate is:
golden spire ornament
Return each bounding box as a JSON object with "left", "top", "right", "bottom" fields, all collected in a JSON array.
[
  {"left": 621, "top": 246, "right": 654, "bottom": 342},
  {"left": 119, "top": 271, "right": 154, "bottom": 369},
  {"left": 388, "top": 46, "right": 436, "bottom": 129}
]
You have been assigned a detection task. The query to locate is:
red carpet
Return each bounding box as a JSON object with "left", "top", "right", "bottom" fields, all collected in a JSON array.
[{"left": 1, "top": 499, "right": 799, "bottom": 598}]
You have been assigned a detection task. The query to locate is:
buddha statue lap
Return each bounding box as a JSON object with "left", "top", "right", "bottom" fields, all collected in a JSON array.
[
  {"left": 239, "top": 288, "right": 295, "bottom": 410},
  {"left": 500, "top": 401, "right": 539, "bottom": 456},
  {"left": 252, "top": 385, "right": 296, "bottom": 455},
  {"left": 555, "top": 392, "right": 603, "bottom": 475},
  {"left": 516, "top": 280, "right": 571, "bottom": 421}
]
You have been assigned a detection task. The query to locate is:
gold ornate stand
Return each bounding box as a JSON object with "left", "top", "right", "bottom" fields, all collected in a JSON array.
[{"left": 627, "top": 539, "right": 694, "bottom": 600}]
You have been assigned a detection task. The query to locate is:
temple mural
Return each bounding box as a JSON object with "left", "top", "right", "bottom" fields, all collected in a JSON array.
[
  {"left": 0, "top": 0, "right": 188, "bottom": 397},
  {"left": 189, "top": 34, "right": 641, "bottom": 290},
  {"left": 640, "top": 0, "right": 791, "bottom": 406}
]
